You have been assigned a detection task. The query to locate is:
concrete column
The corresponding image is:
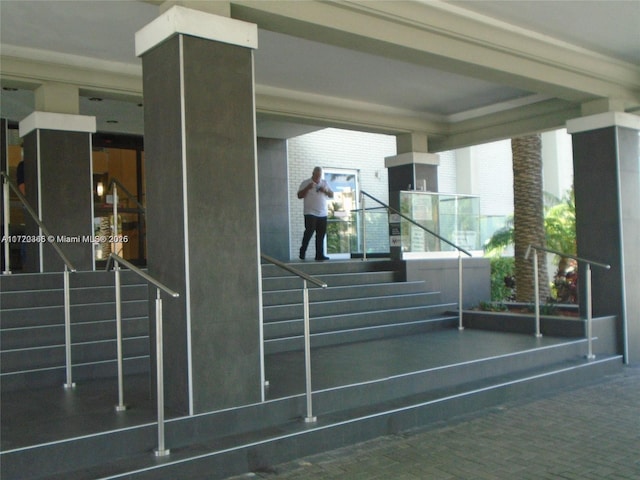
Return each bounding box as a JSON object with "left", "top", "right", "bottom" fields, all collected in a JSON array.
[
  {"left": 385, "top": 133, "right": 439, "bottom": 202},
  {"left": 18, "top": 112, "right": 96, "bottom": 272},
  {"left": 384, "top": 133, "right": 439, "bottom": 259},
  {"left": 567, "top": 112, "right": 640, "bottom": 365},
  {"left": 136, "top": 6, "right": 261, "bottom": 414},
  {"left": 34, "top": 82, "right": 80, "bottom": 115},
  {"left": 1, "top": 119, "right": 7, "bottom": 272},
  {"left": 258, "top": 137, "right": 290, "bottom": 261}
]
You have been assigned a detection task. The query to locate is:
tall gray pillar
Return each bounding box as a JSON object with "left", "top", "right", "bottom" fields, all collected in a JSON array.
[
  {"left": 385, "top": 142, "right": 440, "bottom": 259},
  {"left": 136, "top": 6, "right": 262, "bottom": 414},
  {"left": 567, "top": 112, "right": 640, "bottom": 365},
  {"left": 257, "top": 137, "right": 290, "bottom": 261},
  {"left": 19, "top": 112, "right": 96, "bottom": 272}
]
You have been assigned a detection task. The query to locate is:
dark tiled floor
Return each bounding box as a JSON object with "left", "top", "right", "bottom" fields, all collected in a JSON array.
[
  {"left": 226, "top": 365, "right": 640, "bottom": 480},
  {"left": 1, "top": 328, "right": 577, "bottom": 452}
]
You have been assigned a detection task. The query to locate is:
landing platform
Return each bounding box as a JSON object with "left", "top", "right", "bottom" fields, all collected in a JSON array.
[{"left": 1, "top": 328, "right": 587, "bottom": 452}]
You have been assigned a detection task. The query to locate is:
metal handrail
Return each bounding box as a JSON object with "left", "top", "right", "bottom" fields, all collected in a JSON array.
[
  {"left": 108, "top": 178, "right": 146, "bottom": 212},
  {"left": 106, "top": 253, "right": 179, "bottom": 456},
  {"left": 106, "top": 253, "right": 178, "bottom": 297},
  {"left": 360, "top": 190, "right": 473, "bottom": 258},
  {"left": 261, "top": 253, "right": 327, "bottom": 422},
  {"left": 105, "top": 178, "right": 145, "bottom": 259},
  {"left": 525, "top": 245, "right": 610, "bottom": 271},
  {"left": 2, "top": 170, "right": 78, "bottom": 389},
  {"left": 525, "top": 244, "right": 610, "bottom": 358},
  {"left": 261, "top": 253, "right": 327, "bottom": 288},
  {"left": 359, "top": 190, "right": 470, "bottom": 330},
  {"left": 1, "top": 171, "right": 76, "bottom": 272}
]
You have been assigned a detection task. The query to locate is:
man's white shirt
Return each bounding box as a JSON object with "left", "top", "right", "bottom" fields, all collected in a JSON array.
[{"left": 298, "top": 178, "right": 330, "bottom": 216}]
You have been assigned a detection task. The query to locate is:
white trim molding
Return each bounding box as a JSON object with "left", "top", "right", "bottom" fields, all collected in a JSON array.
[
  {"left": 19, "top": 111, "right": 96, "bottom": 136},
  {"left": 566, "top": 112, "right": 640, "bottom": 134},
  {"left": 135, "top": 5, "right": 258, "bottom": 57}
]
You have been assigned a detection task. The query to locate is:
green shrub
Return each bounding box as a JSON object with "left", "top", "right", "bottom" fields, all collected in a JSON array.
[{"left": 490, "top": 256, "right": 515, "bottom": 302}]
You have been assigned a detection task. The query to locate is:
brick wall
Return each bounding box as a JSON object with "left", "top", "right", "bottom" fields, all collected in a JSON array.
[{"left": 287, "top": 128, "right": 396, "bottom": 259}]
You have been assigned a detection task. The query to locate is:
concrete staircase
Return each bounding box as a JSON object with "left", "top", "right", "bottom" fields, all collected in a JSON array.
[
  {"left": 0, "top": 260, "right": 623, "bottom": 480},
  {"left": 262, "top": 259, "right": 458, "bottom": 353},
  {"left": 0, "top": 270, "right": 149, "bottom": 391}
]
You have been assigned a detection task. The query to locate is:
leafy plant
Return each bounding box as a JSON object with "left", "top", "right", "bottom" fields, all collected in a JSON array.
[
  {"left": 478, "top": 301, "right": 508, "bottom": 312},
  {"left": 484, "top": 188, "right": 577, "bottom": 303},
  {"left": 489, "top": 256, "right": 515, "bottom": 302}
]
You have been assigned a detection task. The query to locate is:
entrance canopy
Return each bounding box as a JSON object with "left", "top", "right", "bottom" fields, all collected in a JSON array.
[{"left": 1, "top": 1, "right": 638, "bottom": 149}]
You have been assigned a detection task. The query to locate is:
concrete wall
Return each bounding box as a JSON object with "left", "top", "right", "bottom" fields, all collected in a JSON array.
[
  {"left": 257, "top": 137, "right": 290, "bottom": 261},
  {"left": 401, "top": 257, "right": 491, "bottom": 308}
]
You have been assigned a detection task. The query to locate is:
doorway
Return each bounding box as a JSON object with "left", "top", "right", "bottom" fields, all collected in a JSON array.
[
  {"left": 92, "top": 134, "right": 146, "bottom": 266},
  {"left": 323, "top": 168, "right": 359, "bottom": 260}
]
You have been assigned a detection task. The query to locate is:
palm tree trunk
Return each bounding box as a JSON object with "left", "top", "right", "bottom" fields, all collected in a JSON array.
[{"left": 512, "top": 134, "right": 550, "bottom": 303}]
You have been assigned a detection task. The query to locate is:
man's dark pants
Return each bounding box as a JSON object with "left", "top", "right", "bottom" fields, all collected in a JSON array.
[{"left": 300, "top": 214, "right": 327, "bottom": 259}]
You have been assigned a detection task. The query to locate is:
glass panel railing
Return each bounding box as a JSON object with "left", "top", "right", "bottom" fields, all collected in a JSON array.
[
  {"left": 354, "top": 209, "right": 389, "bottom": 255},
  {"left": 399, "top": 191, "right": 481, "bottom": 256},
  {"left": 324, "top": 191, "right": 481, "bottom": 259},
  {"left": 327, "top": 216, "right": 354, "bottom": 255}
]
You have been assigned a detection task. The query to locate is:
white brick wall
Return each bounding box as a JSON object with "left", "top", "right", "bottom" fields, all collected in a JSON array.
[
  {"left": 287, "top": 128, "right": 396, "bottom": 259},
  {"left": 287, "top": 128, "right": 573, "bottom": 258}
]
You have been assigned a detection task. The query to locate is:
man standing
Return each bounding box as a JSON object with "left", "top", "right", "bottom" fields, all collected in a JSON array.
[{"left": 297, "top": 166, "right": 334, "bottom": 261}]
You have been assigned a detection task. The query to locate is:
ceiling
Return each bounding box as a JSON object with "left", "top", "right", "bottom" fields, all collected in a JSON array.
[{"left": 1, "top": 0, "right": 639, "bottom": 149}]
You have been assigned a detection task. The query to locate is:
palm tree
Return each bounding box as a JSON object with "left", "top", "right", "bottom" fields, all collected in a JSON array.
[{"left": 511, "top": 134, "right": 550, "bottom": 303}]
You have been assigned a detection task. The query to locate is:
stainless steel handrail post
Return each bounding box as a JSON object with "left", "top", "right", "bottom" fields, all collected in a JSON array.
[
  {"left": 361, "top": 192, "right": 367, "bottom": 261},
  {"left": 260, "top": 254, "right": 325, "bottom": 423},
  {"left": 114, "top": 263, "right": 127, "bottom": 411},
  {"left": 63, "top": 265, "right": 76, "bottom": 389},
  {"left": 532, "top": 248, "right": 542, "bottom": 338},
  {"left": 3, "top": 177, "right": 11, "bottom": 274},
  {"left": 585, "top": 263, "right": 595, "bottom": 360},
  {"left": 112, "top": 183, "right": 119, "bottom": 254},
  {"left": 106, "top": 253, "right": 178, "bottom": 456},
  {"left": 526, "top": 244, "right": 609, "bottom": 354},
  {"left": 154, "top": 288, "right": 170, "bottom": 456},
  {"left": 458, "top": 250, "right": 464, "bottom": 331},
  {"left": 302, "top": 279, "right": 317, "bottom": 423}
]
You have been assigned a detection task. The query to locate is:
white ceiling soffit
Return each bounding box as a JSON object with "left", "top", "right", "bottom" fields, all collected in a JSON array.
[{"left": 1, "top": 0, "right": 639, "bottom": 147}]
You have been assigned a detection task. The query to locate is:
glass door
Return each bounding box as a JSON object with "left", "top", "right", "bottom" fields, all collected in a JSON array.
[
  {"left": 92, "top": 134, "right": 146, "bottom": 266},
  {"left": 323, "top": 168, "right": 359, "bottom": 260}
]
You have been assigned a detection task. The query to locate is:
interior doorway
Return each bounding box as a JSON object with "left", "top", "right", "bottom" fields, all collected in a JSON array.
[{"left": 92, "top": 134, "right": 146, "bottom": 266}]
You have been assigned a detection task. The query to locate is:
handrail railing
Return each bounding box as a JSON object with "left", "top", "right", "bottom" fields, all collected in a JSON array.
[
  {"left": 360, "top": 190, "right": 473, "bottom": 258},
  {"left": 2, "top": 170, "right": 78, "bottom": 389},
  {"left": 105, "top": 178, "right": 145, "bottom": 258},
  {"left": 525, "top": 245, "right": 610, "bottom": 358},
  {"left": 359, "top": 190, "right": 471, "bottom": 330},
  {"left": 261, "top": 253, "right": 327, "bottom": 422},
  {"left": 106, "top": 253, "right": 179, "bottom": 456},
  {"left": 2, "top": 171, "right": 76, "bottom": 273},
  {"left": 108, "top": 178, "right": 146, "bottom": 213}
]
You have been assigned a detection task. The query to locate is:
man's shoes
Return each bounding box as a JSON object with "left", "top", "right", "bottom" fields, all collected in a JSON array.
[
  {"left": 315, "top": 255, "right": 330, "bottom": 261},
  {"left": 299, "top": 248, "right": 305, "bottom": 260}
]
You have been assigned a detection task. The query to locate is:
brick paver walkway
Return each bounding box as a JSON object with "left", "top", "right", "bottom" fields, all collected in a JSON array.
[{"left": 226, "top": 366, "right": 640, "bottom": 480}]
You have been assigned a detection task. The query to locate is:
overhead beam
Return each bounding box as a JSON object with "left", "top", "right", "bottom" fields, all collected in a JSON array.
[{"left": 231, "top": 0, "right": 640, "bottom": 106}]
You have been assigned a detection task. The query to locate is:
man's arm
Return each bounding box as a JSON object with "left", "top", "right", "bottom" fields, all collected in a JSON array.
[{"left": 297, "top": 181, "right": 314, "bottom": 199}]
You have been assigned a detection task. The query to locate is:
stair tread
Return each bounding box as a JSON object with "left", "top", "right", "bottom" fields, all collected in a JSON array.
[{"left": 27, "top": 354, "right": 622, "bottom": 480}]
